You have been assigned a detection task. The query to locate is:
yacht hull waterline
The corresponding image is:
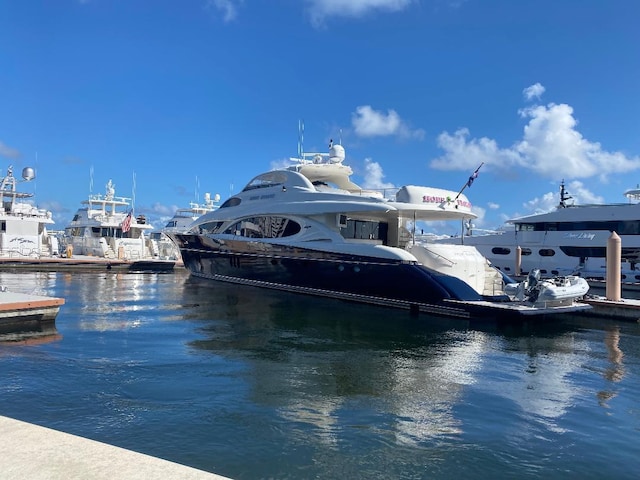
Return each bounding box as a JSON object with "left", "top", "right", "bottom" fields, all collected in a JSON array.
[
  {"left": 173, "top": 236, "right": 589, "bottom": 318},
  {"left": 170, "top": 140, "right": 590, "bottom": 319}
]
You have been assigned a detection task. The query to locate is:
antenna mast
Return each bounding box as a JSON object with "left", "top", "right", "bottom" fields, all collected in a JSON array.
[
  {"left": 132, "top": 171, "right": 136, "bottom": 214},
  {"left": 298, "top": 119, "right": 304, "bottom": 158}
]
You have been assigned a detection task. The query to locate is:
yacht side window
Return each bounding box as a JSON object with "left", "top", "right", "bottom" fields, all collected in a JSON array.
[
  {"left": 539, "top": 249, "right": 556, "bottom": 257},
  {"left": 521, "top": 248, "right": 532, "bottom": 256},
  {"left": 223, "top": 216, "right": 301, "bottom": 238},
  {"left": 220, "top": 197, "right": 241, "bottom": 208},
  {"left": 199, "top": 221, "right": 225, "bottom": 234},
  {"left": 491, "top": 247, "right": 511, "bottom": 255}
]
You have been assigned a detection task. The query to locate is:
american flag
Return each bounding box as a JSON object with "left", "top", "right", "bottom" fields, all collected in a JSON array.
[{"left": 121, "top": 211, "right": 133, "bottom": 233}]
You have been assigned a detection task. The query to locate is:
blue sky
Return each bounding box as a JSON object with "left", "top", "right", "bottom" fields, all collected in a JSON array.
[{"left": 1, "top": 0, "right": 639, "bottom": 235}]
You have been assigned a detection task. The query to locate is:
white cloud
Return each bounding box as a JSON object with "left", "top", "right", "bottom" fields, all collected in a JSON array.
[
  {"left": 432, "top": 128, "right": 519, "bottom": 171},
  {"left": 523, "top": 82, "right": 545, "bottom": 101},
  {"left": 306, "top": 0, "right": 414, "bottom": 26},
  {"left": 0, "top": 140, "right": 21, "bottom": 159},
  {"left": 487, "top": 202, "right": 500, "bottom": 209},
  {"left": 206, "top": 0, "right": 243, "bottom": 22},
  {"left": 431, "top": 85, "right": 640, "bottom": 180},
  {"left": 352, "top": 105, "right": 425, "bottom": 139},
  {"left": 149, "top": 202, "right": 175, "bottom": 217},
  {"left": 361, "top": 158, "right": 395, "bottom": 189}
]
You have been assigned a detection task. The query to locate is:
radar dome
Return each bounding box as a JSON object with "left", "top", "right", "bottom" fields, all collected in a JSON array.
[
  {"left": 329, "top": 144, "right": 345, "bottom": 164},
  {"left": 22, "top": 167, "right": 36, "bottom": 181}
]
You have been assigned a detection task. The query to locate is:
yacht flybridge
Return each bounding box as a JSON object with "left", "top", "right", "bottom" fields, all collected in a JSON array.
[{"left": 169, "top": 142, "right": 590, "bottom": 319}]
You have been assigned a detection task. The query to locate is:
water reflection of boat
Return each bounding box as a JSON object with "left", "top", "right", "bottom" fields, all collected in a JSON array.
[{"left": 170, "top": 140, "right": 590, "bottom": 318}]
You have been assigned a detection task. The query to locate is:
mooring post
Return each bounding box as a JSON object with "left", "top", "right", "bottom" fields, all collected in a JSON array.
[
  {"left": 606, "top": 232, "right": 621, "bottom": 301},
  {"left": 515, "top": 246, "right": 522, "bottom": 276}
]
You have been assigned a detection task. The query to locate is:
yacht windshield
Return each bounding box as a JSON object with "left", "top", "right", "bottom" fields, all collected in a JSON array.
[{"left": 243, "top": 172, "right": 288, "bottom": 192}]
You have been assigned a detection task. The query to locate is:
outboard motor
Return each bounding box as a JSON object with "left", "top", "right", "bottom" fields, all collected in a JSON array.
[{"left": 526, "top": 269, "right": 542, "bottom": 302}]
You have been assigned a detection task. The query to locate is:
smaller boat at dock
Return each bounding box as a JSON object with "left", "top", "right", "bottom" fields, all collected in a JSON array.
[
  {"left": 503, "top": 269, "right": 590, "bottom": 307},
  {"left": 61, "top": 179, "right": 174, "bottom": 271}
]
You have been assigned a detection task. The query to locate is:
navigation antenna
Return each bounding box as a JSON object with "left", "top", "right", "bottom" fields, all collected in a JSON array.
[
  {"left": 298, "top": 119, "right": 304, "bottom": 159},
  {"left": 132, "top": 171, "right": 136, "bottom": 215},
  {"left": 558, "top": 180, "right": 571, "bottom": 208}
]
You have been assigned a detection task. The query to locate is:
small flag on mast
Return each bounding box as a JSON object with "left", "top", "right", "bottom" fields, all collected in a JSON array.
[
  {"left": 121, "top": 211, "right": 133, "bottom": 233},
  {"left": 453, "top": 162, "right": 484, "bottom": 203},
  {"left": 467, "top": 171, "right": 479, "bottom": 188}
]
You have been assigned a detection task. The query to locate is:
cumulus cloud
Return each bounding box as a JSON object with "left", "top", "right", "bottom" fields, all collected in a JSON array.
[
  {"left": 430, "top": 84, "right": 640, "bottom": 180},
  {"left": 523, "top": 82, "right": 545, "bottom": 101},
  {"left": 206, "top": 0, "right": 243, "bottom": 22},
  {"left": 306, "top": 0, "right": 414, "bottom": 26},
  {"left": 352, "top": 105, "right": 425, "bottom": 140},
  {"left": 0, "top": 140, "right": 21, "bottom": 159},
  {"left": 361, "top": 158, "right": 395, "bottom": 189}
]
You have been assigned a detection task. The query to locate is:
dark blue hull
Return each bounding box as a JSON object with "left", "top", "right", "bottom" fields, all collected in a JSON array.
[{"left": 173, "top": 235, "right": 483, "bottom": 309}]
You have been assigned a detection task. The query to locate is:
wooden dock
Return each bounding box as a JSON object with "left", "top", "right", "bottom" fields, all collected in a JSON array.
[
  {"left": 0, "top": 289, "right": 65, "bottom": 336},
  {"left": 581, "top": 296, "right": 640, "bottom": 322}
]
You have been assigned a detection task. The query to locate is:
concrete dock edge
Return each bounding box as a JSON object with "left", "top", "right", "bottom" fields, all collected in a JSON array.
[{"left": 0, "top": 416, "right": 231, "bottom": 480}]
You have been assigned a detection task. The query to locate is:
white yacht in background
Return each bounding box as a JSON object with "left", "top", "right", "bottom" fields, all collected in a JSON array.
[
  {"left": 0, "top": 166, "right": 58, "bottom": 258},
  {"left": 63, "top": 179, "right": 173, "bottom": 270},
  {"left": 435, "top": 181, "right": 640, "bottom": 283},
  {"left": 163, "top": 192, "right": 221, "bottom": 233},
  {"left": 148, "top": 192, "right": 222, "bottom": 261},
  {"left": 169, "top": 141, "right": 589, "bottom": 318}
]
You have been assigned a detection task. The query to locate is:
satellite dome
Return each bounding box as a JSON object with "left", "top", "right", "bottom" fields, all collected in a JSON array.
[
  {"left": 329, "top": 144, "right": 345, "bottom": 164},
  {"left": 22, "top": 167, "right": 36, "bottom": 181}
]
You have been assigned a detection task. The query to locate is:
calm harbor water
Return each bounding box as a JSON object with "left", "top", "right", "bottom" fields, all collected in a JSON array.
[{"left": 1, "top": 269, "right": 639, "bottom": 479}]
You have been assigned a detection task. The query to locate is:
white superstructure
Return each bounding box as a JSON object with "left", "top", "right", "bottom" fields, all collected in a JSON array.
[
  {"left": 64, "top": 179, "right": 155, "bottom": 260},
  {"left": 0, "top": 166, "right": 57, "bottom": 258},
  {"left": 435, "top": 181, "right": 640, "bottom": 282}
]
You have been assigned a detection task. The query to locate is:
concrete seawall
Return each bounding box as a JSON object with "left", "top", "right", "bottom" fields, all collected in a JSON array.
[{"left": 0, "top": 416, "right": 231, "bottom": 480}]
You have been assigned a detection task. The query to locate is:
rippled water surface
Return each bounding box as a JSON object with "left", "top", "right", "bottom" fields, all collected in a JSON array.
[{"left": 1, "top": 270, "right": 639, "bottom": 479}]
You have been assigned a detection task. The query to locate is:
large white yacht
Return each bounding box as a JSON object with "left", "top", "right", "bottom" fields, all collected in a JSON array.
[
  {"left": 0, "top": 166, "right": 57, "bottom": 258},
  {"left": 64, "top": 179, "right": 159, "bottom": 262},
  {"left": 169, "top": 142, "right": 589, "bottom": 318},
  {"left": 435, "top": 181, "right": 640, "bottom": 282}
]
